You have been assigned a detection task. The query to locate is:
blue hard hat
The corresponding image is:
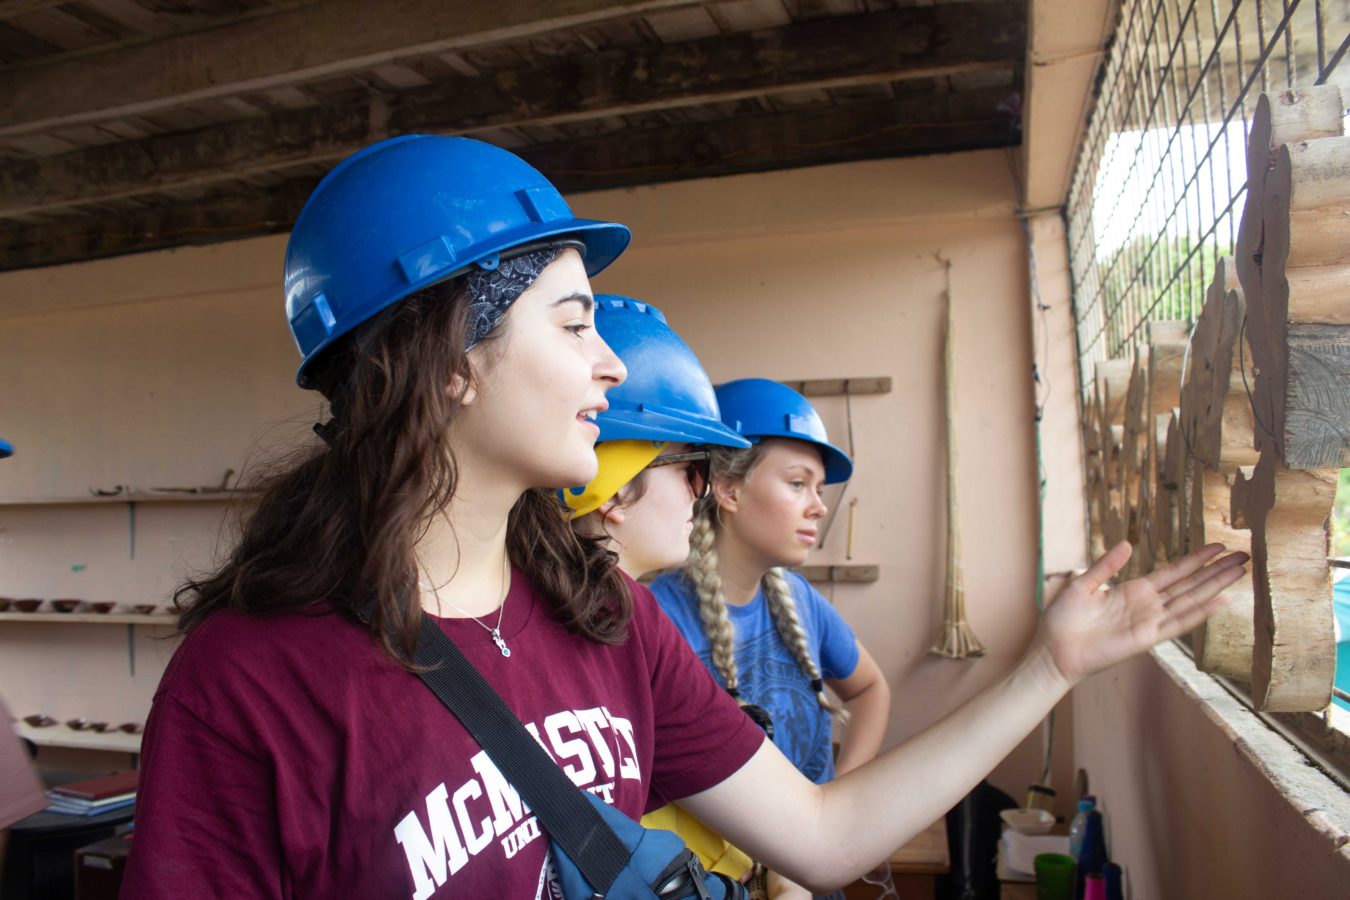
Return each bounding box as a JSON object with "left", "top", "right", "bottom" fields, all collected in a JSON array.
[
  {"left": 714, "top": 378, "right": 853, "bottom": 484},
  {"left": 593, "top": 296, "right": 750, "bottom": 449},
  {"left": 285, "top": 135, "right": 632, "bottom": 386},
  {"left": 0, "top": 438, "right": 11, "bottom": 459}
]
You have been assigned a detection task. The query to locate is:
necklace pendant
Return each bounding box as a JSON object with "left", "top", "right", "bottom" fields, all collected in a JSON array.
[{"left": 491, "top": 628, "right": 511, "bottom": 658}]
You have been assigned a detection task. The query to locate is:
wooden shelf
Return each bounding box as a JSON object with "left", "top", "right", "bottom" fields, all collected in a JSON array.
[
  {"left": 0, "top": 491, "right": 239, "bottom": 507},
  {"left": 18, "top": 722, "right": 142, "bottom": 754},
  {"left": 0, "top": 613, "right": 175, "bottom": 625},
  {"left": 794, "top": 564, "right": 880, "bottom": 584}
]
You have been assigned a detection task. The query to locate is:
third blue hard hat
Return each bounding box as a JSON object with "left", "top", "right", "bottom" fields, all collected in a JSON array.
[
  {"left": 284, "top": 135, "right": 631, "bottom": 386},
  {"left": 714, "top": 378, "right": 853, "bottom": 484},
  {"left": 592, "top": 296, "right": 751, "bottom": 449}
]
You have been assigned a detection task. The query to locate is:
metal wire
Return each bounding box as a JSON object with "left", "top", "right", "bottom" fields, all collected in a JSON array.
[{"left": 1066, "top": 0, "right": 1347, "bottom": 386}]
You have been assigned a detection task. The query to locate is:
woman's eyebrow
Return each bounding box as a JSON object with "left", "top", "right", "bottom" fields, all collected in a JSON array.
[{"left": 551, "top": 292, "right": 594, "bottom": 311}]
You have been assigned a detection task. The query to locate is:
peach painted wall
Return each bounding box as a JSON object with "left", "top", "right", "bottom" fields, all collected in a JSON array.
[
  {"left": 0, "top": 152, "right": 1067, "bottom": 806},
  {"left": 1074, "top": 645, "right": 1350, "bottom": 898}
]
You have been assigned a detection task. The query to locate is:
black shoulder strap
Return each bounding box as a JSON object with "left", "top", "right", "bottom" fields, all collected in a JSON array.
[{"left": 412, "top": 616, "right": 631, "bottom": 893}]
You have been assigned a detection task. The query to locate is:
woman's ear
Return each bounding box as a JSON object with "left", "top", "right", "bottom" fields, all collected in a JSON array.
[
  {"left": 596, "top": 498, "right": 626, "bottom": 526},
  {"left": 712, "top": 479, "right": 740, "bottom": 515},
  {"left": 447, "top": 371, "right": 478, "bottom": 406}
]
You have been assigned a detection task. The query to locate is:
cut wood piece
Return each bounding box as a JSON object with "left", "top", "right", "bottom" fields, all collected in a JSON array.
[
  {"left": 1197, "top": 279, "right": 1258, "bottom": 472},
  {"left": 1107, "top": 423, "right": 1124, "bottom": 492},
  {"left": 1248, "top": 449, "right": 1338, "bottom": 711},
  {"left": 1178, "top": 287, "right": 1221, "bottom": 457},
  {"left": 1094, "top": 358, "right": 1132, "bottom": 461},
  {"left": 1103, "top": 505, "right": 1125, "bottom": 552},
  {"left": 1146, "top": 321, "right": 1188, "bottom": 472},
  {"left": 1255, "top": 135, "right": 1350, "bottom": 469},
  {"left": 1150, "top": 411, "right": 1177, "bottom": 563},
  {"left": 1189, "top": 468, "right": 1254, "bottom": 679},
  {"left": 1286, "top": 265, "right": 1350, "bottom": 324},
  {"left": 1134, "top": 441, "right": 1156, "bottom": 575},
  {"left": 1210, "top": 363, "right": 1260, "bottom": 470},
  {"left": 1235, "top": 86, "right": 1346, "bottom": 358},
  {"left": 1082, "top": 385, "right": 1106, "bottom": 557},
  {"left": 1162, "top": 408, "right": 1186, "bottom": 490},
  {"left": 1098, "top": 419, "right": 1126, "bottom": 551},
  {"left": 1176, "top": 453, "right": 1202, "bottom": 559},
  {"left": 1250, "top": 319, "right": 1350, "bottom": 470},
  {"left": 1153, "top": 480, "right": 1176, "bottom": 565},
  {"left": 1153, "top": 413, "right": 1172, "bottom": 484},
  {"left": 1082, "top": 407, "right": 1102, "bottom": 455},
  {"left": 1235, "top": 94, "right": 1271, "bottom": 331},
  {"left": 1279, "top": 137, "right": 1350, "bottom": 271},
  {"left": 1230, "top": 465, "right": 1256, "bottom": 529},
  {"left": 1087, "top": 459, "right": 1107, "bottom": 559},
  {"left": 1096, "top": 359, "right": 1133, "bottom": 421},
  {"left": 1163, "top": 408, "right": 1191, "bottom": 564},
  {"left": 1120, "top": 353, "right": 1148, "bottom": 542},
  {"left": 1266, "top": 87, "right": 1349, "bottom": 149},
  {"left": 1187, "top": 259, "right": 1254, "bottom": 471},
  {"left": 1283, "top": 324, "right": 1350, "bottom": 468}
]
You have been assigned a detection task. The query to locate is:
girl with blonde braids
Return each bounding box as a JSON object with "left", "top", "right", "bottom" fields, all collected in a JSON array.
[
  {"left": 655, "top": 380, "right": 889, "bottom": 784},
  {"left": 653, "top": 380, "right": 892, "bottom": 898}
]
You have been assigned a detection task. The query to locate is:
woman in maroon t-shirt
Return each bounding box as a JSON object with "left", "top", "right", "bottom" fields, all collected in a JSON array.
[{"left": 122, "top": 136, "right": 1247, "bottom": 900}]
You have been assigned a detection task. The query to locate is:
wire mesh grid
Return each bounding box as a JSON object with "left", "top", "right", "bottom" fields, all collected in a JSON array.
[{"left": 1066, "top": 0, "right": 1349, "bottom": 385}]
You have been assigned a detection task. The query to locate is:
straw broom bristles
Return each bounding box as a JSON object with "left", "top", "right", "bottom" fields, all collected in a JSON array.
[{"left": 930, "top": 256, "right": 985, "bottom": 659}]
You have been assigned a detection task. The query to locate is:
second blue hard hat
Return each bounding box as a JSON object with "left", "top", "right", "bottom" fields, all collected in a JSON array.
[
  {"left": 714, "top": 378, "right": 853, "bottom": 484},
  {"left": 284, "top": 135, "right": 632, "bottom": 386},
  {"left": 593, "top": 296, "right": 750, "bottom": 449}
]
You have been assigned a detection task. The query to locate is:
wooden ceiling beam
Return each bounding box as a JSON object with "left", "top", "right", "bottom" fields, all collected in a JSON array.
[
  {"left": 0, "top": 85, "right": 1018, "bottom": 270},
  {"left": 0, "top": 0, "right": 702, "bottom": 137},
  {"left": 0, "top": 3, "right": 1024, "bottom": 217},
  {"left": 0, "top": 178, "right": 319, "bottom": 270},
  {"left": 522, "top": 85, "right": 1019, "bottom": 192},
  {"left": 0, "top": 0, "right": 68, "bottom": 22}
]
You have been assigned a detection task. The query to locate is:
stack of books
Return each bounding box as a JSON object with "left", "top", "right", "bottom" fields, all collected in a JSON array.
[{"left": 45, "top": 770, "right": 138, "bottom": 817}]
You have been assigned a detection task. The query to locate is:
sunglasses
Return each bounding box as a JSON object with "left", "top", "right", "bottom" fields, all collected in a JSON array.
[{"left": 645, "top": 450, "right": 712, "bottom": 500}]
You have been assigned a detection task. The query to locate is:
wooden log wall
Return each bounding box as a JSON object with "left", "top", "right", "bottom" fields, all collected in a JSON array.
[{"left": 1082, "top": 86, "right": 1346, "bottom": 711}]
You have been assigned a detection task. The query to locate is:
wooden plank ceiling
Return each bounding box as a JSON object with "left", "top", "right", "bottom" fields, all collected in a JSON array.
[{"left": 0, "top": 0, "right": 1026, "bottom": 270}]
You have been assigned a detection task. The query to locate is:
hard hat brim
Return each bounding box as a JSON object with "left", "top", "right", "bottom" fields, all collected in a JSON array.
[
  {"left": 744, "top": 433, "right": 852, "bottom": 484},
  {"left": 598, "top": 408, "right": 752, "bottom": 449}
]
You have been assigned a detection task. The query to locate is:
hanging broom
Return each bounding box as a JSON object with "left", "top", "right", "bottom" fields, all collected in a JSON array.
[{"left": 930, "top": 256, "right": 985, "bottom": 659}]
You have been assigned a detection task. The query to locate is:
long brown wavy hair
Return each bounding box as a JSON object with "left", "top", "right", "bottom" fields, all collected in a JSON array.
[{"left": 174, "top": 276, "right": 632, "bottom": 665}]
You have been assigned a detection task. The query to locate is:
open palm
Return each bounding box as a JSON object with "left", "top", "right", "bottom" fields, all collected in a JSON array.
[{"left": 1037, "top": 541, "right": 1248, "bottom": 685}]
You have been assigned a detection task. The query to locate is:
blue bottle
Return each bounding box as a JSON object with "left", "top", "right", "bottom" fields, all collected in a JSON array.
[
  {"left": 1102, "top": 862, "right": 1124, "bottom": 900},
  {"left": 1073, "top": 809, "right": 1108, "bottom": 899}
]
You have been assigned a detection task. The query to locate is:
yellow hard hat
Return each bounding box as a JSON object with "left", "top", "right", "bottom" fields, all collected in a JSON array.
[{"left": 561, "top": 440, "right": 666, "bottom": 519}]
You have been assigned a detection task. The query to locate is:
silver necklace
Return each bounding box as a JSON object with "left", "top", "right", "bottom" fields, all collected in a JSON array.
[{"left": 421, "top": 580, "right": 511, "bottom": 658}]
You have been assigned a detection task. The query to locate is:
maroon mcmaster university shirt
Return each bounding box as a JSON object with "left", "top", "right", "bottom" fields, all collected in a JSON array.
[{"left": 119, "top": 571, "right": 764, "bottom": 899}]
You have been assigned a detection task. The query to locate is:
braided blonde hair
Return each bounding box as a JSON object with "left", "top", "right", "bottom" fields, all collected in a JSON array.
[{"left": 683, "top": 444, "right": 848, "bottom": 722}]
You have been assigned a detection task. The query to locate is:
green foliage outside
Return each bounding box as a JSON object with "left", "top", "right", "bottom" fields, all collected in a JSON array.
[{"left": 1090, "top": 231, "right": 1233, "bottom": 358}]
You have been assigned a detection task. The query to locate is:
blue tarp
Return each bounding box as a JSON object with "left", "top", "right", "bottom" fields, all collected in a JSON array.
[{"left": 1333, "top": 576, "right": 1350, "bottom": 711}]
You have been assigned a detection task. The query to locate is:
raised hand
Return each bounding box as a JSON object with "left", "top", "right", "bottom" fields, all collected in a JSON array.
[{"left": 1036, "top": 541, "right": 1248, "bottom": 686}]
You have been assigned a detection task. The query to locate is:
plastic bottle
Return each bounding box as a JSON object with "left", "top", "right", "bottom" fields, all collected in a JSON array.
[
  {"left": 1102, "top": 862, "right": 1124, "bottom": 900},
  {"left": 1074, "top": 809, "right": 1108, "bottom": 899},
  {"left": 1068, "top": 795, "right": 1097, "bottom": 858}
]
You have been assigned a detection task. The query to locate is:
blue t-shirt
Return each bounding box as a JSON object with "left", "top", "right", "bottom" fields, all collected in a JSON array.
[{"left": 650, "top": 570, "right": 860, "bottom": 784}]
